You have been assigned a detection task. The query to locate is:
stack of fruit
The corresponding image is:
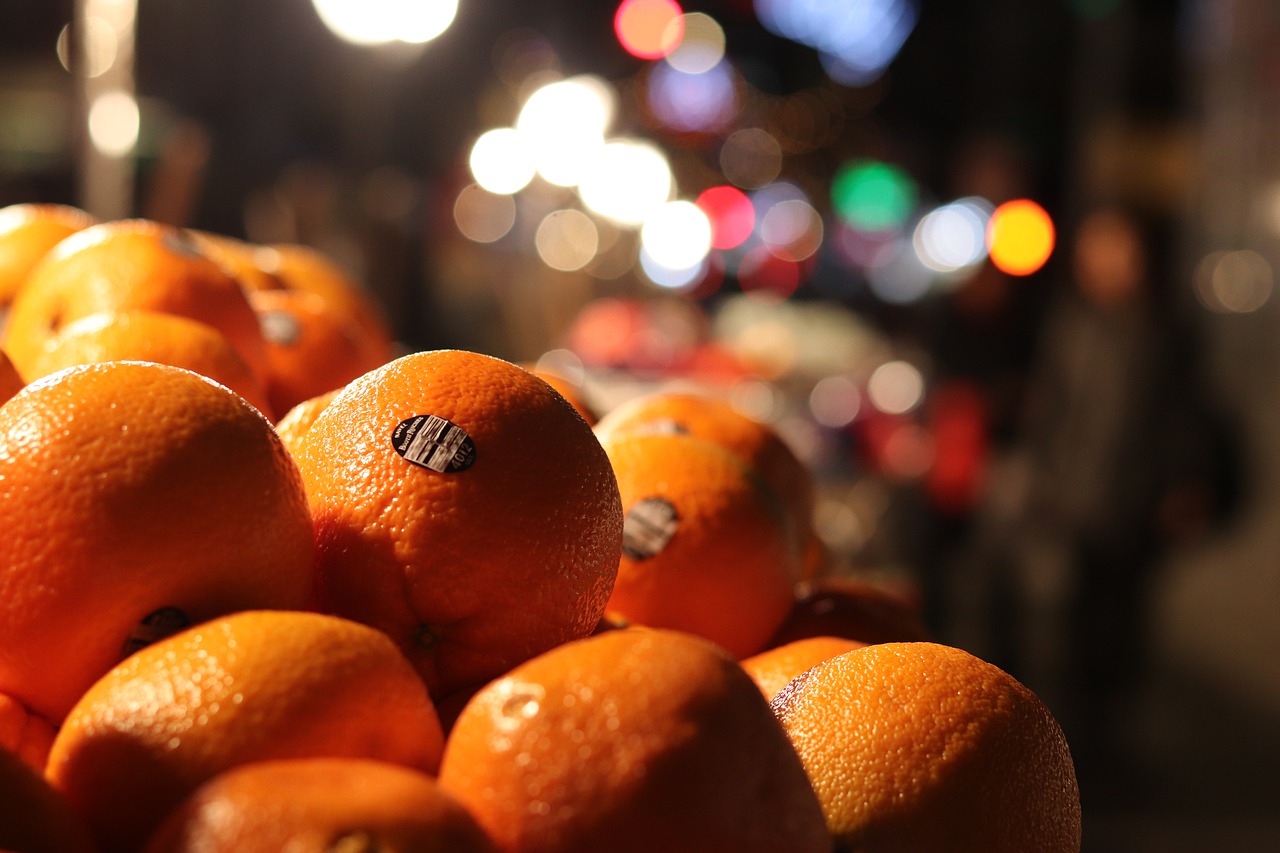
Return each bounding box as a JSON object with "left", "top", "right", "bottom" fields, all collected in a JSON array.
[{"left": 0, "top": 203, "right": 1081, "bottom": 853}]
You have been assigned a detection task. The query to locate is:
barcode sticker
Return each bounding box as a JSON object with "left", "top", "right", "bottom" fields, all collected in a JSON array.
[
  {"left": 622, "top": 497, "right": 679, "bottom": 560},
  {"left": 391, "top": 414, "right": 476, "bottom": 473}
]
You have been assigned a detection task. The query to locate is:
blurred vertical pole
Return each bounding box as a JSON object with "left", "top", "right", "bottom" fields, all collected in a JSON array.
[{"left": 76, "top": 0, "right": 138, "bottom": 220}]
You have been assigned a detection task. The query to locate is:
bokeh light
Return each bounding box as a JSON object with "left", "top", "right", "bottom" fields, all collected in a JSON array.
[
  {"left": 913, "top": 197, "right": 992, "bottom": 273},
  {"left": 516, "top": 76, "right": 614, "bottom": 187},
  {"left": 535, "top": 209, "right": 600, "bottom": 272},
  {"left": 664, "top": 12, "right": 726, "bottom": 74},
  {"left": 867, "top": 360, "right": 925, "bottom": 415},
  {"left": 809, "top": 375, "right": 862, "bottom": 428},
  {"left": 641, "top": 200, "right": 713, "bottom": 270},
  {"left": 1194, "top": 249, "right": 1273, "bottom": 313},
  {"left": 311, "top": 0, "right": 458, "bottom": 46},
  {"left": 453, "top": 183, "right": 517, "bottom": 243},
  {"left": 468, "top": 128, "right": 535, "bottom": 195},
  {"left": 578, "top": 139, "right": 674, "bottom": 226},
  {"left": 87, "top": 90, "right": 139, "bottom": 156},
  {"left": 986, "top": 199, "right": 1055, "bottom": 276},
  {"left": 832, "top": 159, "right": 917, "bottom": 232},
  {"left": 867, "top": 237, "right": 933, "bottom": 304},
  {"left": 720, "top": 128, "right": 783, "bottom": 189},
  {"left": 639, "top": 247, "right": 707, "bottom": 290},
  {"left": 647, "top": 60, "right": 738, "bottom": 133},
  {"left": 56, "top": 18, "right": 118, "bottom": 78},
  {"left": 696, "top": 185, "right": 754, "bottom": 250},
  {"left": 739, "top": 245, "right": 802, "bottom": 302},
  {"left": 755, "top": 0, "right": 918, "bottom": 87},
  {"left": 760, "top": 198, "right": 824, "bottom": 262},
  {"left": 615, "top": 0, "right": 685, "bottom": 60}
]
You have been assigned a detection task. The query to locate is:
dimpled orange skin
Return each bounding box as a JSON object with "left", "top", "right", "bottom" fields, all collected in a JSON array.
[
  {"left": 438, "top": 628, "right": 831, "bottom": 853},
  {"left": 47, "top": 610, "right": 446, "bottom": 853},
  {"left": 294, "top": 350, "right": 623, "bottom": 700},
  {"left": 0, "top": 203, "right": 97, "bottom": 307},
  {"left": 1, "top": 219, "right": 269, "bottom": 382},
  {"left": 594, "top": 393, "right": 821, "bottom": 578},
  {"left": 771, "top": 642, "right": 1082, "bottom": 853},
  {"left": 0, "top": 361, "right": 316, "bottom": 723},
  {"left": 0, "top": 348, "right": 23, "bottom": 404},
  {"left": 23, "top": 310, "right": 274, "bottom": 419},
  {"left": 144, "top": 757, "right": 499, "bottom": 853},
  {"left": 274, "top": 388, "right": 340, "bottom": 460},
  {"left": 740, "top": 636, "right": 867, "bottom": 703},
  {"left": 600, "top": 432, "right": 797, "bottom": 659},
  {"left": 0, "top": 746, "right": 96, "bottom": 853}
]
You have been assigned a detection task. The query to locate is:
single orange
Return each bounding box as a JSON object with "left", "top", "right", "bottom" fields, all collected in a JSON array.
[
  {"left": 740, "top": 635, "right": 867, "bottom": 702},
  {"left": 250, "top": 242, "right": 396, "bottom": 370},
  {"left": 0, "top": 692, "right": 56, "bottom": 773},
  {"left": 145, "top": 757, "right": 499, "bottom": 853},
  {"left": 1, "top": 219, "right": 269, "bottom": 383},
  {"left": 47, "top": 610, "right": 445, "bottom": 853},
  {"left": 769, "top": 576, "right": 932, "bottom": 648},
  {"left": 438, "top": 628, "right": 830, "bottom": 853},
  {"left": 593, "top": 392, "right": 819, "bottom": 578},
  {"left": 0, "top": 202, "right": 97, "bottom": 310},
  {"left": 0, "top": 347, "right": 23, "bottom": 405},
  {"left": 274, "top": 387, "right": 340, "bottom": 459},
  {"left": 23, "top": 310, "right": 274, "bottom": 418},
  {"left": 0, "top": 361, "right": 316, "bottom": 723},
  {"left": 0, "top": 746, "right": 95, "bottom": 853},
  {"left": 293, "top": 349, "right": 623, "bottom": 699},
  {"left": 250, "top": 287, "right": 381, "bottom": 418},
  {"left": 771, "top": 642, "right": 1081, "bottom": 852},
  {"left": 600, "top": 432, "right": 797, "bottom": 658}
]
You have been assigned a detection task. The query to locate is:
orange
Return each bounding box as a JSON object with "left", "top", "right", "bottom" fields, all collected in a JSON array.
[
  {"left": 249, "top": 288, "right": 380, "bottom": 418},
  {"left": 0, "top": 692, "right": 56, "bottom": 772},
  {"left": 250, "top": 242, "right": 396, "bottom": 369},
  {"left": 600, "top": 432, "right": 797, "bottom": 658},
  {"left": 22, "top": 310, "right": 274, "bottom": 418},
  {"left": 47, "top": 610, "right": 445, "bottom": 853},
  {"left": 0, "top": 202, "right": 97, "bottom": 311},
  {"left": 1, "top": 219, "right": 269, "bottom": 383},
  {"left": 771, "top": 642, "right": 1081, "bottom": 852},
  {"left": 593, "top": 391, "right": 819, "bottom": 578},
  {"left": 186, "top": 229, "right": 286, "bottom": 292},
  {"left": 0, "top": 347, "right": 23, "bottom": 404},
  {"left": 438, "top": 628, "right": 830, "bottom": 853},
  {"left": 521, "top": 363, "right": 597, "bottom": 425},
  {"left": 274, "top": 388, "right": 340, "bottom": 459},
  {"left": 0, "top": 746, "right": 95, "bottom": 853},
  {"left": 145, "top": 757, "right": 498, "bottom": 853},
  {"left": 739, "top": 635, "right": 866, "bottom": 702},
  {"left": 0, "top": 361, "right": 316, "bottom": 723},
  {"left": 769, "top": 576, "right": 932, "bottom": 648},
  {"left": 293, "top": 349, "right": 623, "bottom": 699}
]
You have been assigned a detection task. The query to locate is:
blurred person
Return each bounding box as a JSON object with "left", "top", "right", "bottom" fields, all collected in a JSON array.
[{"left": 959, "top": 206, "right": 1240, "bottom": 785}]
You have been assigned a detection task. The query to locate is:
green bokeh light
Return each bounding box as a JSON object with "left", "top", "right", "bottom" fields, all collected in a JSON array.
[{"left": 831, "top": 160, "right": 917, "bottom": 233}]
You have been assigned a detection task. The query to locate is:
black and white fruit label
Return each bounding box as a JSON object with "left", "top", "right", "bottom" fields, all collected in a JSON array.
[
  {"left": 259, "top": 309, "right": 302, "bottom": 346},
  {"left": 392, "top": 414, "right": 476, "bottom": 473},
  {"left": 622, "top": 497, "right": 679, "bottom": 560}
]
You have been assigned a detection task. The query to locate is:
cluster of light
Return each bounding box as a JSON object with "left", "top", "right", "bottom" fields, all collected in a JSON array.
[
  {"left": 516, "top": 76, "right": 615, "bottom": 187},
  {"left": 614, "top": 0, "right": 684, "bottom": 59},
  {"left": 913, "top": 197, "right": 992, "bottom": 274},
  {"left": 641, "top": 201, "right": 712, "bottom": 270},
  {"left": 754, "top": 0, "right": 918, "bottom": 87},
  {"left": 578, "top": 139, "right": 674, "bottom": 225},
  {"left": 311, "top": 0, "right": 457, "bottom": 46},
  {"left": 986, "top": 199, "right": 1055, "bottom": 276},
  {"left": 468, "top": 128, "right": 535, "bottom": 195}
]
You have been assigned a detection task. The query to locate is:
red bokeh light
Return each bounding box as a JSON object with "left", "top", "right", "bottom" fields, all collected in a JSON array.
[
  {"left": 614, "top": 0, "right": 684, "bottom": 60},
  {"left": 696, "top": 185, "right": 755, "bottom": 250}
]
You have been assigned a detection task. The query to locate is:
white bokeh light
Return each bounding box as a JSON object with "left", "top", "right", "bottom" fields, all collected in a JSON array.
[
  {"left": 311, "top": 0, "right": 458, "bottom": 45},
  {"left": 867, "top": 360, "right": 925, "bottom": 415},
  {"left": 468, "top": 128, "right": 536, "bottom": 195},
  {"left": 517, "top": 76, "right": 615, "bottom": 187},
  {"left": 641, "top": 200, "right": 712, "bottom": 270},
  {"left": 578, "top": 139, "right": 674, "bottom": 226},
  {"left": 913, "top": 197, "right": 992, "bottom": 273},
  {"left": 88, "top": 90, "right": 139, "bottom": 156}
]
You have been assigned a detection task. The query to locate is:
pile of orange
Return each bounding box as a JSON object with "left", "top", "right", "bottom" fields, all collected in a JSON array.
[{"left": 0, "top": 205, "right": 1081, "bottom": 853}]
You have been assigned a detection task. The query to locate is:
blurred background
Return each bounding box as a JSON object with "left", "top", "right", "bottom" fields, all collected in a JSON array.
[{"left": 3, "top": 0, "right": 1279, "bottom": 848}]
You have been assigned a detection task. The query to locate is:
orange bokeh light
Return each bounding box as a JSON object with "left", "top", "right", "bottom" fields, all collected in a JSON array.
[
  {"left": 986, "top": 199, "right": 1055, "bottom": 276},
  {"left": 614, "top": 0, "right": 684, "bottom": 60}
]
